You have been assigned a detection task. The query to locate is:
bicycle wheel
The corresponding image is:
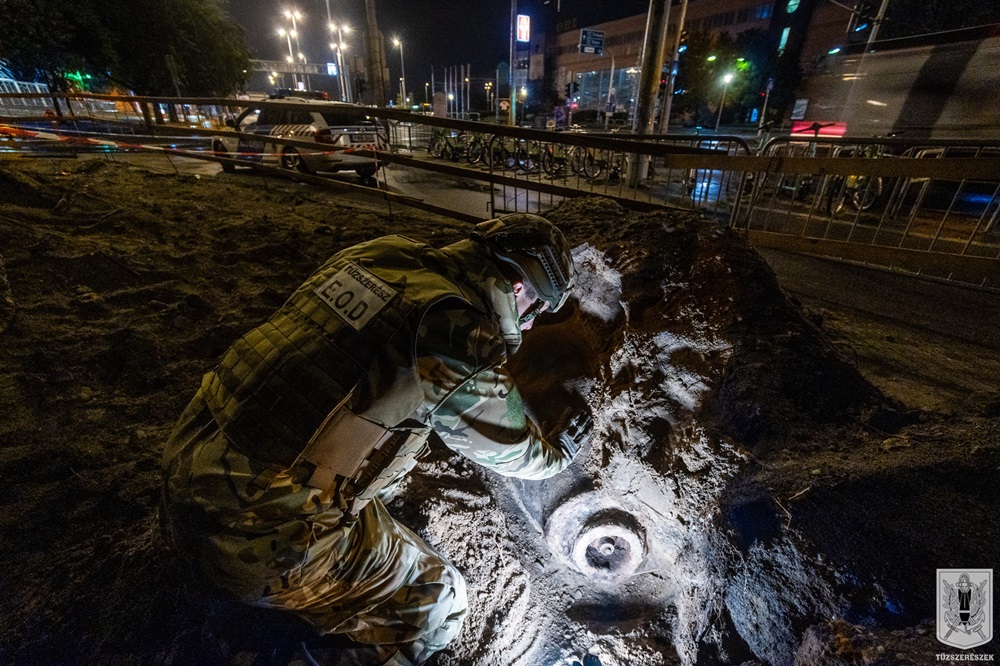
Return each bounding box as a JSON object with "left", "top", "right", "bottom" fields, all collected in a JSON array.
[
  {"left": 485, "top": 135, "right": 502, "bottom": 168},
  {"left": 541, "top": 145, "right": 561, "bottom": 176},
  {"left": 827, "top": 176, "right": 847, "bottom": 215},
  {"left": 428, "top": 135, "right": 445, "bottom": 158},
  {"left": 466, "top": 137, "right": 484, "bottom": 164},
  {"left": 517, "top": 140, "right": 539, "bottom": 172},
  {"left": 582, "top": 149, "right": 605, "bottom": 179},
  {"left": 501, "top": 137, "right": 518, "bottom": 170},
  {"left": 569, "top": 146, "right": 587, "bottom": 176},
  {"left": 852, "top": 176, "right": 883, "bottom": 211}
]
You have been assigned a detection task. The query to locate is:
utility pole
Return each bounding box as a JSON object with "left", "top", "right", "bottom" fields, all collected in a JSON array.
[
  {"left": 630, "top": 0, "right": 671, "bottom": 186},
  {"left": 509, "top": 0, "right": 517, "bottom": 126},
  {"left": 632, "top": 0, "right": 671, "bottom": 136},
  {"left": 842, "top": 0, "right": 891, "bottom": 130},
  {"left": 363, "top": 0, "right": 389, "bottom": 105},
  {"left": 659, "top": 0, "right": 688, "bottom": 135},
  {"left": 866, "top": 0, "right": 891, "bottom": 47}
]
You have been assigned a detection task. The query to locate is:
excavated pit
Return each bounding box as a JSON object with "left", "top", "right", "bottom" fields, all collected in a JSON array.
[
  {"left": 546, "top": 495, "right": 648, "bottom": 579},
  {"left": 3, "top": 162, "right": 998, "bottom": 666}
]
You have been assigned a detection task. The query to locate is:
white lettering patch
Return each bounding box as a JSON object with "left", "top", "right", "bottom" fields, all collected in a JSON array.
[{"left": 315, "top": 263, "right": 397, "bottom": 331}]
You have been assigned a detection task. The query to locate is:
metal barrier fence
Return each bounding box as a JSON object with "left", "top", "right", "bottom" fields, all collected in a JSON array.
[
  {"left": 2, "top": 92, "right": 999, "bottom": 288},
  {"left": 731, "top": 135, "right": 1000, "bottom": 287}
]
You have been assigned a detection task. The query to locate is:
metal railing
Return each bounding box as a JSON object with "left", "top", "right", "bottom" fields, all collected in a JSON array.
[{"left": 3, "top": 92, "right": 999, "bottom": 288}]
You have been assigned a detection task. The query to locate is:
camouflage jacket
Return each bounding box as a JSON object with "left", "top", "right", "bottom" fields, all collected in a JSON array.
[{"left": 199, "top": 235, "right": 570, "bottom": 511}]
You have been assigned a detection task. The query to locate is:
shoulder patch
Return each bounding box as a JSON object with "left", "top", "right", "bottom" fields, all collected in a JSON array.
[{"left": 315, "top": 262, "right": 398, "bottom": 331}]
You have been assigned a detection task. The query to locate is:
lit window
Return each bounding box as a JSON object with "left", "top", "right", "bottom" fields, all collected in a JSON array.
[{"left": 778, "top": 27, "right": 790, "bottom": 53}]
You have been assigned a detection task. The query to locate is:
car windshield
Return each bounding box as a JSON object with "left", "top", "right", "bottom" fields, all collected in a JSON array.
[{"left": 238, "top": 110, "right": 260, "bottom": 130}]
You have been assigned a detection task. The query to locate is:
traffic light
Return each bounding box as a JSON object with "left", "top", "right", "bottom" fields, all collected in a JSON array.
[
  {"left": 659, "top": 78, "right": 667, "bottom": 92},
  {"left": 678, "top": 30, "right": 688, "bottom": 53},
  {"left": 565, "top": 83, "right": 571, "bottom": 98},
  {"left": 571, "top": 81, "right": 579, "bottom": 94}
]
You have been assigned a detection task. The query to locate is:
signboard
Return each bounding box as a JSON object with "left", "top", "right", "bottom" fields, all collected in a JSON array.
[
  {"left": 517, "top": 15, "right": 530, "bottom": 42},
  {"left": 790, "top": 98, "right": 808, "bottom": 120},
  {"left": 326, "top": 63, "right": 339, "bottom": 76},
  {"left": 580, "top": 29, "right": 605, "bottom": 56},
  {"left": 432, "top": 91, "right": 447, "bottom": 118}
]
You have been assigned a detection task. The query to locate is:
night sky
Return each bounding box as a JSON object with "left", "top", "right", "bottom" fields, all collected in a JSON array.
[{"left": 223, "top": 0, "right": 649, "bottom": 96}]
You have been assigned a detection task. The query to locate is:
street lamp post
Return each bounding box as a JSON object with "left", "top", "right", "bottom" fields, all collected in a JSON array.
[
  {"left": 281, "top": 9, "right": 304, "bottom": 90},
  {"left": 715, "top": 73, "right": 733, "bottom": 132},
  {"left": 602, "top": 48, "right": 616, "bottom": 131},
  {"left": 392, "top": 37, "right": 406, "bottom": 107},
  {"left": 285, "top": 10, "right": 302, "bottom": 56},
  {"left": 329, "top": 24, "right": 352, "bottom": 102},
  {"left": 278, "top": 28, "right": 296, "bottom": 87}
]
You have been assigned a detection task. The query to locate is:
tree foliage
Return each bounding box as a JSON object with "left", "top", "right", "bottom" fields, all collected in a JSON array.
[
  {"left": 672, "top": 29, "right": 800, "bottom": 126},
  {"left": 0, "top": 0, "right": 250, "bottom": 95}
]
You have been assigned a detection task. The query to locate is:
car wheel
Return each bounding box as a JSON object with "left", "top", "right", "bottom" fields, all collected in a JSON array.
[
  {"left": 281, "top": 148, "right": 312, "bottom": 174},
  {"left": 214, "top": 141, "right": 236, "bottom": 173}
]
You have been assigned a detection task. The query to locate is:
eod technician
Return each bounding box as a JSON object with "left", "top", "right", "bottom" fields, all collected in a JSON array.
[{"left": 161, "top": 214, "right": 592, "bottom": 666}]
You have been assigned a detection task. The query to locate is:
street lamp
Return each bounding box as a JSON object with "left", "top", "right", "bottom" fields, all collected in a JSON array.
[
  {"left": 424, "top": 82, "right": 429, "bottom": 107},
  {"left": 329, "top": 23, "right": 351, "bottom": 102},
  {"left": 280, "top": 9, "right": 304, "bottom": 89},
  {"left": 392, "top": 37, "right": 406, "bottom": 107},
  {"left": 715, "top": 72, "right": 734, "bottom": 132},
  {"left": 278, "top": 28, "right": 296, "bottom": 87},
  {"left": 284, "top": 9, "right": 303, "bottom": 56}
]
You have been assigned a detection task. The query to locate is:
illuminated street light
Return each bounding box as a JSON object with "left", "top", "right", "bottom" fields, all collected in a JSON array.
[
  {"left": 278, "top": 28, "right": 295, "bottom": 68},
  {"left": 715, "top": 72, "right": 734, "bottom": 132},
  {"left": 707, "top": 54, "right": 717, "bottom": 62},
  {"left": 283, "top": 9, "right": 304, "bottom": 62},
  {"left": 329, "top": 23, "right": 352, "bottom": 102},
  {"left": 392, "top": 37, "right": 407, "bottom": 107}
]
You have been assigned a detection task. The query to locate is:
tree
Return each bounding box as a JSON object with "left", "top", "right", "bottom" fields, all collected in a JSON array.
[
  {"left": 0, "top": 0, "right": 250, "bottom": 95},
  {"left": 672, "top": 31, "right": 747, "bottom": 126},
  {"left": 0, "top": 0, "right": 105, "bottom": 90}
]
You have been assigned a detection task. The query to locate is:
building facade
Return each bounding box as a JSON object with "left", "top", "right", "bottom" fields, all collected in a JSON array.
[{"left": 542, "top": 0, "right": 851, "bottom": 122}]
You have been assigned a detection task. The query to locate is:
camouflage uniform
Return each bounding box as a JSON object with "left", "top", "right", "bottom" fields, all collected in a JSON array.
[{"left": 161, "top": 235, "right": 571, "bottom": 664}]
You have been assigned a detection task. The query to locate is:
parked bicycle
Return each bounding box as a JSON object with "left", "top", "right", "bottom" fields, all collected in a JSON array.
[
  {"left": 427, "top": 128, "right": 478, "bottom": 162},
  {"left": 826, "top": 132, "right": 901, "bottom": 215}
]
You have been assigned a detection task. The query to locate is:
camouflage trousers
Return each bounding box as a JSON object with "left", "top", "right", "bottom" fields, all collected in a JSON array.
[{"left": 161, "top": 389, "right": 468, "bottom": 664}]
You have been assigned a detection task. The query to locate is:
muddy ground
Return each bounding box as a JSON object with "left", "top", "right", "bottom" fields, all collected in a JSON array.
[{"left": 0, "top": 159, "right": 997, "bottom": 665}]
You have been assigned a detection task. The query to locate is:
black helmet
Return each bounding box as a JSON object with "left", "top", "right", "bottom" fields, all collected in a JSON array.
[{"left": 471, "top": 213, "right": 574, "bottom": 312}]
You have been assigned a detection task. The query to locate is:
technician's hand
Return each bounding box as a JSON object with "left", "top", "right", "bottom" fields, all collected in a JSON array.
[{"left": 551, "top": 408, "right": 593, "bottom": 460}]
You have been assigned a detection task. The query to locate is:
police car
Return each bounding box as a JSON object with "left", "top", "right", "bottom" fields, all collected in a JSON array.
[{"left": 212, "top": 97, "right": 386, "bottom": 180}]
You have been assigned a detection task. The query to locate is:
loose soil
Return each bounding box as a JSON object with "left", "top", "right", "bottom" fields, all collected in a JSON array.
[{"left": 1, "top": 159, "right": 997, "bottom": 666}]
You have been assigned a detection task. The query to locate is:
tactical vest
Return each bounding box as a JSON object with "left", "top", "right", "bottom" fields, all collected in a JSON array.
[{"left": 201, "top": 236, "right": 498, "bottom": 507}]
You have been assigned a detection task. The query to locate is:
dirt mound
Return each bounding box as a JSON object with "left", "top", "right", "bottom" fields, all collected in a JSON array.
[{"left": 1, "top": 161, "right": 996, "bottom": 665}]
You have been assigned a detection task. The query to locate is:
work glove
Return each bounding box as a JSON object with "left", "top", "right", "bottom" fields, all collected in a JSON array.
[{"left": 549, "top": 407, "right": 593, "bottom": 461}]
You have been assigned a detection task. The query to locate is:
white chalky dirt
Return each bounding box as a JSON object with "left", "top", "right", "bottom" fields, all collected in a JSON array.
[{"left": 397, "top": 244, "right": 765, "bottom": 666}]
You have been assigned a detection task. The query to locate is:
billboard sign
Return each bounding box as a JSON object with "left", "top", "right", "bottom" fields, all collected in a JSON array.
[{"left": 517, "top": 15, "right": 530, "bottom": 42}]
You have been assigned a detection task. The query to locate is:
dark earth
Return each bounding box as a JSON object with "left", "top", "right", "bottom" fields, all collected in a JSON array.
[{"left": 1, "top": 159, "right": 997, "bottom": 665}]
